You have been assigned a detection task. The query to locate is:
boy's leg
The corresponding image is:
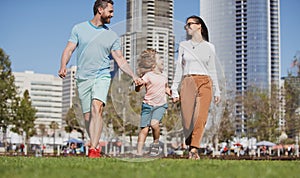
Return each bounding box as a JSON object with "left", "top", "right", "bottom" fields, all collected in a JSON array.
[
  {"left": 150, "top": 120, "right": 160, "bottom": 144},
  {"left": 149, "top": 120, "right": 162, "bottom": 156},
  {"left": 150, "top": 104, "right": 167, "bottom": 143},
  {"left": 137, "top": 127, "right": 149, "bottom": 155}
]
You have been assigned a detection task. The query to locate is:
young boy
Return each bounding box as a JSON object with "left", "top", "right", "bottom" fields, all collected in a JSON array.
[{"left": 135, "top": 49, "right": 171, "bottom": 157}]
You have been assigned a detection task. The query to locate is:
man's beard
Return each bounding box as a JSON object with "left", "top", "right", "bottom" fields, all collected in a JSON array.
[{"left": 101, "top": 16, "right": 111, "bottom": 24}]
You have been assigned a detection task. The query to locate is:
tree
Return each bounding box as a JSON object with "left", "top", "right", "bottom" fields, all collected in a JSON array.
[
  {"left": 217, "top": 99, "right": 236, "bottom": 142},
  {"left": 38, "top": 124, "right": 47, "bottom": 146},
  {"left": 0, "top": 48, "right": 19, "bottom": 144},
  {"left": 106, "top": 73, "right": 142, "bottom": 152},
  {"left": 64, "top": 106, "right": 85, "bottom": 139},
  {"left": 50, "top": 121, "right": 59, "bottom": 150},
  {"left": 11, "top": 90, "right": 37, "bottom": 149},
  {"left": 108, "top": 73, "right": 141, "bottom": 136},
  {"left": 242, "top": 86, "right": 280, "bottom": 142},
  {"left": 162, "top": 102, "right": 181, "bottom": 133},
  {"left": 284, "top": 76, "right": 300, "bottom": 139}
]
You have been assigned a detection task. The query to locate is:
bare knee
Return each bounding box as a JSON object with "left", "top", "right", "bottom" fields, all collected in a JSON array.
[
  {"left": 150, "top": 120, "right": 159, "bottom": 129},
  {"left": 139, "top": 127, "right": 149, "bottom": 136},
  {"left": 91, "top": 100, "right": 104, "bottom": 116}
]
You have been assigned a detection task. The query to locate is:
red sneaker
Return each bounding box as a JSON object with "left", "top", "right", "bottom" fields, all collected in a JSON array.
[
  {"left": 97, "top": 148, "right": 101, "bottom": 157},
  {"left": 88, "top": 148, "right": 101, "bottom": 158}
]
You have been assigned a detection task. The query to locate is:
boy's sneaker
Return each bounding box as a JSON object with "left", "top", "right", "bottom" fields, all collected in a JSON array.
[
  {"left": 149, "top": 142, "right": 161, "bottom": 157},
  {"left": 88, "top": 148, "right": 101, "bottom": 158}
]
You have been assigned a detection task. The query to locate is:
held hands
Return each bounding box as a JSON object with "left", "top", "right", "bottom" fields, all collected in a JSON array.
[
  {"left": 214, "top": 96, "right": 221, "bottom": 104},
  {"left": 133, "top": 77, "right": 143, "bottom": 86},
  {"left": 172, "top": 97, "right": 180, "bottom": 103}
]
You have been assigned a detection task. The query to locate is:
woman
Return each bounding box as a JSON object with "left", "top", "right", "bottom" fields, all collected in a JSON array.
[{"left": 171, "top": 15, "right": 221, "bottom": 160}]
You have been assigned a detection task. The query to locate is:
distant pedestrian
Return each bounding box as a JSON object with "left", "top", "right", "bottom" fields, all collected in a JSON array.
[{"left": 20, "top": 143, "right": 25, "bottom": 153}]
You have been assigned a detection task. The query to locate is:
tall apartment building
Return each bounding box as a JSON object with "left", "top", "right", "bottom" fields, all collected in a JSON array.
[
  {"left": 13, "top": 71, "right": 62, "bottom": 128},
  {"left": 122, "top": 0, "right": 175, "bottom": 83},
  {"left": 200, "top": 0, "right": 281, "bottom": 135},
  {"left": 62, "top": 66, "right": 77, "bottom": 120},
  {"left": 279, "top": 78, "right": 286, "bottom": 130}
]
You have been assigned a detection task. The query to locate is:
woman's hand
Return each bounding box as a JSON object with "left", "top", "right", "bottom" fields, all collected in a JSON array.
[
  {"left": 214, "top": 96, "right": 221, "bottom": 104},
  {"left": 172, "top": 97, "right": 180, "bottom": 103}
]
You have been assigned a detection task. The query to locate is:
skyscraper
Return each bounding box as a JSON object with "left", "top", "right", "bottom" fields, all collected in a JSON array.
[
  {"left": 200, "top": 0, "right": 281, "bottom": 134},
  {"left": 122, "top": 0, "right": 175, "bottom": 83}
]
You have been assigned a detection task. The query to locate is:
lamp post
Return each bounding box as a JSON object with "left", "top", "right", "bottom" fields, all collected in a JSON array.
[
  {"left": 121, "top": 107, "right": 126, "bottom": 154},
  {"left": 295, "top": 135, "right": 299, "bottom": 157}
]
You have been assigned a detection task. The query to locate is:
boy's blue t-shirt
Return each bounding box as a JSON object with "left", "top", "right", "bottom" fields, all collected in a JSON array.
[{"left": 69, "top": 21, "right": 121, "bottom": 79}]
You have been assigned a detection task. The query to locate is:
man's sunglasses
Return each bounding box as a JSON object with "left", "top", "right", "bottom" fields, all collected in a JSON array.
[{"left": 184, "top": 22, "right": 200, "bottom": 30}]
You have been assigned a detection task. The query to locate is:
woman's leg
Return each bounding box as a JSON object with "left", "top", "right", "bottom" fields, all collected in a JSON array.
[
  {"left": 180, "top": 76, "right": 197, "bottom": 146},
  {"left": 190, "top": 77, "right": 212, "bottom": 148}
]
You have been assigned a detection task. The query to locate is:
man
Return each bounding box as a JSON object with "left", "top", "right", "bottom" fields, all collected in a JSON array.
[{"left": 58, "top": 0, "right": 141, "bottom": 158}]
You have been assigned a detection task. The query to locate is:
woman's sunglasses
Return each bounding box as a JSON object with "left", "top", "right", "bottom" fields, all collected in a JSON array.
[{"left": 184, "top": 22, "right": 200, "bottom": 30}]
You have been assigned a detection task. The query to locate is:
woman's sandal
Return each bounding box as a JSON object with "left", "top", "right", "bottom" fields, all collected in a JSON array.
[{"left": 188, "top": 149, "right": 200, "bottom": 160}]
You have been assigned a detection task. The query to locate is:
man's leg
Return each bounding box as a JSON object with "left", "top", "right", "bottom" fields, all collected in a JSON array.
[
  {"left": 84, "top": 113, "right": 91, "bottom": 140},
  {"left": 137, "top": 127, "right": 149, "bottom": 155},
  {"left": 89, "top": 99, "right": 104, "bottom": 149}
]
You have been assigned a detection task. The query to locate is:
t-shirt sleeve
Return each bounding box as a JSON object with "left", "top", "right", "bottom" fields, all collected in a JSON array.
[
  {"left": 111, "top": 37, "right": 121, "bottom": 51},
  {"left": 68, "top": 25, "right": 78, "bottom": 44},
  {"left": 142, "top": 72, "right": 150, "bottom": 83},
  {"left": 164, "top": 75, "right": 168, "bottom": 85}
]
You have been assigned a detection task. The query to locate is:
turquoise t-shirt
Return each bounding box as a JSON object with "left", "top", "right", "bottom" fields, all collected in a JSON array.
[{"left": 69, "top": 21, "right": 121, "bottom": 79}]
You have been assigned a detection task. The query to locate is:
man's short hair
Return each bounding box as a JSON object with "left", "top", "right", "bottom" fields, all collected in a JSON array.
[{"left": 93, "top": 0, "right": 114, "bottom": 15}]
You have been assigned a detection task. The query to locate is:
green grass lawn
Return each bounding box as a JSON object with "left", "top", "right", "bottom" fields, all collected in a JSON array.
[{"left": 0, "top": 156, "right": 299, "bottom": 178}]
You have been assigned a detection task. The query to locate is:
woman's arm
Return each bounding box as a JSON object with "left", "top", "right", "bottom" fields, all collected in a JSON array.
[{"left": 165, "top": 83, "right": 172, "bottom": 96}]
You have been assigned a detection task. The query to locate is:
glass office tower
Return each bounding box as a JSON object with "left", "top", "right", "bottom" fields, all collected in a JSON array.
[{"left": 200, "top": 0, "right": 281, "bottom": 134}]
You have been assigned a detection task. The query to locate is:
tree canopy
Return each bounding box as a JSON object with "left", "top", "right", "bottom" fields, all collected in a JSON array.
[
  {"left": 10, "top": 90, "right": 37, "bottom": 141},
  {"left": 0, "top": 48, "right": 19, "bottom": 139}
]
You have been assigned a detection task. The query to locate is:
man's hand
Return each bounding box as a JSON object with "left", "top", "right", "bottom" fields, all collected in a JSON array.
[
  {"left": 58, "top": 67, "right": 67, "bottom": 79},
  {"left": 133, "top": 77, "right": 143, "bottom": 86}
]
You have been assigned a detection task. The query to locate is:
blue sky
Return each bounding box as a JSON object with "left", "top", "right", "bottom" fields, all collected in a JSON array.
[{"left": 0, "top": 0, "right": 299, "bottom": 77}]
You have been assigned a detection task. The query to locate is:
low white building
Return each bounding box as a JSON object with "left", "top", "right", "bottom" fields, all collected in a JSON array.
[{"left": 13, "top": 71, "right": 62, "bottom": 129}]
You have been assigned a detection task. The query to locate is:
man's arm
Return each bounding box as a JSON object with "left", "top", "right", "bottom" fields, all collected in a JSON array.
[
  {"left": 58, "top": 42, "right": 77, "bottom": 79},
  {"left": 111, "top": 49, "right": 141, "bottom": 85}
]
